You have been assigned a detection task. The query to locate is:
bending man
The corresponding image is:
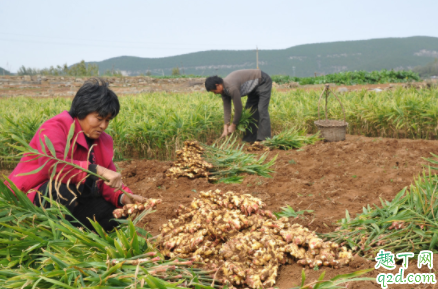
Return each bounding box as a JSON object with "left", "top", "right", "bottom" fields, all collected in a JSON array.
[{"left": 205, "top": 69, "right": 272, "bottom": 142}]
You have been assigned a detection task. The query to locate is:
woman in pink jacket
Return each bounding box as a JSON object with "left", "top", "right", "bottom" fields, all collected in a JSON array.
[{"left": 8, "top": 78, "right": 145, "bottom": 232}]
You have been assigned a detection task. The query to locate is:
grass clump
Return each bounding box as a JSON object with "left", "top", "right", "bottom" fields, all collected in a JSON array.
[
  {"left": 264, "top": 128, "right": 321, "bottom": 150},
  {"left": 202, "top": 136, "right": 277, "bottom": 183},
  {"left": 274, "top": 205, "right": 313, "bottom": 219},
  {"left": 0, "top": 178, "right": 216, "bottom": 288}
]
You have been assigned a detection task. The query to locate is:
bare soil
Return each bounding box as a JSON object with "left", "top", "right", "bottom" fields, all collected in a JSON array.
[
  {"left": 0, "top": 74, "right": 422, "bottom": 98},
  {"left": 0, "top": 75, "right": 206, "bottom": 98},
  {"left": 118, "top": 135, "right": 438, "bottom": 288}
]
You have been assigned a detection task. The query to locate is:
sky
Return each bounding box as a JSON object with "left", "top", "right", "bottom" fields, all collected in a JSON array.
[{"left": 1, "top": 0, "right": 437, "bottom": 72}]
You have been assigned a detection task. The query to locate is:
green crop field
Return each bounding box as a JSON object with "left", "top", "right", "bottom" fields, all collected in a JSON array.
[
  {"left": 271, "top": 69, "right": 420, "bottom": 85},
  {"left": 1, "top": 86, "right": 438, "bottom": 167},
  {"left": 2, "top": 85, "right": 438, "bottom": 288}
]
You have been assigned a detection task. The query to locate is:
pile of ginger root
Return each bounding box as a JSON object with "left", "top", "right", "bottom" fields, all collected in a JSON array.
[
  {"left": 158, "top": 189, "right": 353, "bottom": 288},
  {"left": 112, "top": 198, "right": 162, "bottom": 219},
  {"left": 166, "top": 141, "right": 214, "bottom": 180}
]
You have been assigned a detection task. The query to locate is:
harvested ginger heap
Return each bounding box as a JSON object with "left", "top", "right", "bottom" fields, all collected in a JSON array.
[
  {"left": 166, "top": 141, "right": 213, "bottom": 180},
  {"left": 158, "top": 190, "right": 353, "bottom": 288}
]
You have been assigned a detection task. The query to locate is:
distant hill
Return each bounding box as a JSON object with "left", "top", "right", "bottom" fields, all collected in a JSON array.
[
  {"left": 0, "top": 67, "right": 11, "bottom": 75},
  {"left": 83, "top": 36, "right": 438, "bottom": 77}
]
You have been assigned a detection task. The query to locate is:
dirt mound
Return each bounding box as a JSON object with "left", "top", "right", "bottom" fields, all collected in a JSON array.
[{"left": 119, "top": 135, "right": 438, "bottom": 288}]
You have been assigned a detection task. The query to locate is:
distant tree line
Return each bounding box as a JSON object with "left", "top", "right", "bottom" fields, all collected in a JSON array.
[
  {"left": 413, "top": 58, "right": 438, "bottom": 78},
  {"left": 16, "top": 60, "right": 122, "bottom": 77}
]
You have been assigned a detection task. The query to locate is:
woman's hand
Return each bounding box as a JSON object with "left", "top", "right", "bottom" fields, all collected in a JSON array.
[
  {"left": 121, "top": 193, "right": 147, "bottom": 205},
  {"left": 97, "top": 165, "right": 123, "bottom": 190}
]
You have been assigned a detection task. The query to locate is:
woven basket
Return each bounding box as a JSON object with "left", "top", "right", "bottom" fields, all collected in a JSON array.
[
  {"left": 314, "top": 85, "right": 348, "bottom": 142},
  {"left": 314, "top": 119, "right": 348, "bottom": 142}
]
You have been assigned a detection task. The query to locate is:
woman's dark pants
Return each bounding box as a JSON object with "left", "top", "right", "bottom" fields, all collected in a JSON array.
[{"left": 34, "top": 181, "right": 120, "bottom": 232}]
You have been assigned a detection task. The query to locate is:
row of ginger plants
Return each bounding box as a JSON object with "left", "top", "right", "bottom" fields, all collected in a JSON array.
[{"left": 1, "top": 86, "right": 438, "bottom": 166}]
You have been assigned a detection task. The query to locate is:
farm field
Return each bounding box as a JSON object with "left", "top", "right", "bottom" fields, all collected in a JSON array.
[
  {"left": 2, "top": 85, "right": 438, "bottom": 288},
  {"left": 2, "top": 134, "right": 436, "bottom": 288},
  {"left": 0, "top": 76, "right": 421, "bottom": 97},
  {"left": 0, "top": 75, "right": 207, "bottom": 97},
  {"left": 0, "top": 69, "right": 424, "bottom": 98},
  {"left": 118, "top": 135, "right": 438, "bottom": 288}
]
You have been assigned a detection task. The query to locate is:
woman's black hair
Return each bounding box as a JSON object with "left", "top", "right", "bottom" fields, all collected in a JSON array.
[
  {"left": 205, "top": 75, "right": 224, "bottom": 91},
  {"left": 69, "top": 78, "right": 120, "bottom": 120}
]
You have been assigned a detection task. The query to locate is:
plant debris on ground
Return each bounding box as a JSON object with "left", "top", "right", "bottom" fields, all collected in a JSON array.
[
  {"left": 166, "top": 139, "right": 277, "bottom": 184},
  {"left": 247, "top": 129, "right": 321, "bottom": 152},
  {"left": 263, "top": 129, "right": 321, "bottom": 150},
  {"left": 274, "top": 205, "right": 314, "bottom": 219}
]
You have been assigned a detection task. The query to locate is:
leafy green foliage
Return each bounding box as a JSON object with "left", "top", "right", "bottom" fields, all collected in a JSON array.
[
  {"left": 264, "top": 129, "right": 321, "bottom": 150},
  {"left": 3, "top": 87, "right": 438, "bottom": 168},
  {"left": 202, "top": 136, "right": 277, "bottom": 183},
  {"left": 0, "top": 179, "right": 215, "bottom": 288},
  {"left": 235, "top": 108, "right": 256, "bottom": 133},
  {"left": 274, "top": 205, "right": 313, "bottom": 218},
  {"left": 0, "top": 115, "right": 45, "bottom": 167},
  {"left": 271, "top": 69, "right": 420, "bottom": 85}
]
